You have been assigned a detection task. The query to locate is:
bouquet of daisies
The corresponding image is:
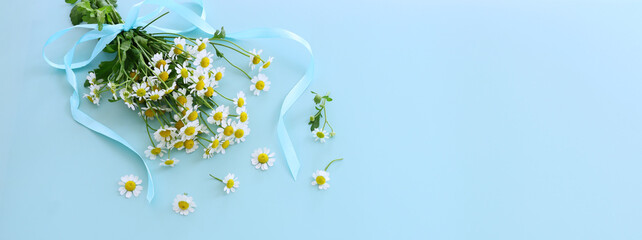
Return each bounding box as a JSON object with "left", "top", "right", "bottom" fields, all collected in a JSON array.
[{"left": 68, "top": 0, "right": 273, "bottom": 164}]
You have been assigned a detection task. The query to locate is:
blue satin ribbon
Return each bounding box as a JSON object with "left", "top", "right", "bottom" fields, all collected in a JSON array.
[{"left": 43, "top": 0, "right": 313, "bottom": 202}]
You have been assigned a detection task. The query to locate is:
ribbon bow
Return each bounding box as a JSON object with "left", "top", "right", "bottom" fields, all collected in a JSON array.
[{"left": 43, "top": 0, "right": 313, "bottom": 202}]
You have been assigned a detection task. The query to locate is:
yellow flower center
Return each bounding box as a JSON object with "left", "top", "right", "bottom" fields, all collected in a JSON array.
[
  {"left": 262, "top": 61, "right": 271, "bottom": 69},
  {"left": 150, "top": 94, "right": 160, "bottom": 101},
  {"left": 86, "top": 95, "right": 94, "bottom": 102},
  {"left": 205, "top": 87, "right": 214, "bottom": 97},
  {"left": 196, "top": 80, "right": 205, "bottom": 91},
  {"left": 178, "top": 200, "right": 189, "bottom": 210},
  {"left": 136, "top": 88, "right": 146, "bottom": 97},
  {"left": 315, "top": 176, "right": 326, "bottom": 185},
  {"left": 252, "top": 55, "right": 261, "bottom": 64},
  {"left": 188, "top": 111, "right": 198, "bottom": 121},
  {"left": 175, "top": 120, "right": 185, "bottom": 130},
  {"left": 211, "top": 139, "right": 219, "bottom": 148},
  {"left": 222, "top": 140, "right": 230, "bottom": 149},
  {"left": 125, "top": 181, "right": 137, "bottom": 191},
  {"left": 155, "top": 59, "right": 166, "bottom": 68},
  {"left": 164, "top": 159, "right": 174, "bottom": 165},
  {"left": 159, "top": 71, "right": 169, "bottom": 81},
  {"left": 160, "top": 130, "right": 171, "bottom": 138},
  {"left": 258, "top": 153, "right": 268, "bottom": 164},
  {"left": 213, "top": 112, "right": 223, "bottom": 121},
  {"left": 255, "top": 81, "right": 265, "bottom": 90},
  {"left": 173, "top": 45, "right": 183, "bottom": 55},
  {"left": 144, "top": 109, "right": 155, "bottom": 117},
  {"left": 176, "top": 95, "right": 187, "bottom": 106},
  {"left": 198, "top": 43, "right": 206, "bottom": 51},
  {"left": 151, "top": 147, "right": 161, "bottom": 155},
  {"left": 316, "top": 131, "right": 325, "bottom": 138},
  {"left": 184, "top": 126, "right": 196, "bottom": 136},
  {"left": 240, "top": 112, "right": 248, "bottom": 122},
  {"left": 234, "top": 129, "right": 244, "bottom": 138},
  {"left": 173, "top": 141, "right": 184, "bottom": 149},
  {"left": 237, "top": 98, "right": 245, "bottom": 107},
  {"left": 200, "top": 57, "right": 210, "bottom": 68},
  {"left": 223, "top": 126, "right": 233, "bottom": 136},
  {"left": 184, "top": 139, "right": 195, "bottom": 149},
  {"left": 181, "top": 68, "right": 189, "bottom": 78},
  {"left": 226, "top": 179, "right": 235, "bottom": 189},
  {"left": 214, "top": 72, "right": 222, "bottom": 81}
]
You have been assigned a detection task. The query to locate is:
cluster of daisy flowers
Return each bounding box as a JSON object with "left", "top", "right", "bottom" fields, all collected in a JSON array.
[{"left": 83, "top": 31, "right": 275, "bottom": 167}]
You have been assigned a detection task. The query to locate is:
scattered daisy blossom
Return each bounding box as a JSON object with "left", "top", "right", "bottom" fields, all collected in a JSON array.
[
  {"left": 222, "top": 173, "right": 239, "bottom": 194},
  {"left": 249, "top": 49, "right": 263, "bottom": 70},
  {"left": 118, "top": 174, "right": 143, "bottom": 198},
  {"left": 251, "top": 148, "right": 275, "bottom": 170},
  {"left": 249, "top": 74, "right": 270, "bottom": 96},
  {"left": 145, "top": 144, "right": 166, "bottom": 160},
  {"left": 173, "top": 194, "right": 196, "bottom": 216},
  {"left": 312, "top": 128, "right": 329, "bottom": 143},
  {"left": 311, "top": 170, "right": 330, "bottom": 190},
  {"left": 160, "top": 158, "right": 179, "bottom": 167}
]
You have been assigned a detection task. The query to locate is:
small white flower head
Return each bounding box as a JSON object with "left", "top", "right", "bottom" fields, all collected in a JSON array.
[
  {"left": 118, "top": 174, "right": 143, "bottom": 198},
  {"left": 222, "top": 173, "right": 239, "bottom": 194},
  {"left": 207, "top": 105, "right": 229, "bottom": 125},
  {"left": 216, "top": 138, "right": 233, "bottom": 154},
  {"left": 233, "top": 91, "right": 247, "bottom": 108},
  {"left": 217, "top": 118, "right": 236, "bottom": 139},
  {"left": 311, "top": 170, "right": 330, "bottom": 190},
  {"left": 86, "top": 72, "right": 97, "bottom": 84},
  {"left": 146, "top": 89, "right": 166, "bottom": 101},
  {"left": 259, "top": 56, "right": 274, "bottom": 72},
  {"left": 170, "top": 137, "right": 186, "bottom": 151},
  {"left": 84, "top": 93, "right": 100, "bottom": 105},
  {"left": 151, "top": 53, "right": 171, "bottom": 69},
  {"left": 203, "top": 147, "right": 215, "bottom": 159},
  {"left": 231, "top": 121, "right": 250, "bottom": 143},
  {"left": 172, "top": 88, "right": 193, "bottom": 108},
  {"left": 124, "top": 101, "right": 137, "bottom": 110},
  {"left": 154, "top": 125, "right": 177, "bottom": 143},
  {"left": 175, "top": 62, "right": 191, "bottom": 81},
  {"left": 145, "top": 143, "right": 166, "bottom": 160},
  {"left": 182, "top": 105, "right": 201, "bottom": 123},
  {"left": 189, "top": 69, "right": 209, "bottom": 96},
  {"left": 194, "top": 38, "right": 209, "bottom": 52},
  {"left": 203, "top": 80, "right": 219, "bottom": 98},
  {"left": 251, "top": 148, "right": 275, "bottom": 170},
  {"left": 250, "top": 74, "right": 270, "bottom": 96},
  {"left": 169, "top": 37, "right": 186, "bottom": 58},
  {"left": 183, "top": 138, "right": 199, "bottom": 154},
  {"left": 173, "top": 194, "right": 196, "bottom": 216},
  {"left": 249, "top": 49, "right": 263, "bottom": 70},
  {"left": 312, "top": 128, "right": 329, "bottom": 143},
  {"left": 153, "top": 64, "right": 172, "bottom": 82},
  {"left": 160, "top": 158, "right": 179, "bottom": 167},
  {"left": 211, "top": 66, "right": 225, "bottom": 81},
  {"left": 209, "top": 135, "right": 223, "bottom": 153},
  {"left": 132, "top": 82, "right": 149, "bottom": 101},
  {"left": 180, "top": 120, "right": 203, "bottom": 140},
  {"left": 236, "top": 106, "right": 249, "bottom": 123},
  {"left": 193, "top": 51, "right": 213, "bottom": 71}
]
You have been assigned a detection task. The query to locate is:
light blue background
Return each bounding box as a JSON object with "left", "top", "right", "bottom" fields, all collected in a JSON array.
[{"left": 2, "top": 0, "right": 642, "bottom": 239}]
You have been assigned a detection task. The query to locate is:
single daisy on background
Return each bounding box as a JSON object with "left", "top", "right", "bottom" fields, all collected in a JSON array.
[
  {"left": 202, "top": 147, "right": 215, "bottom": 159},
  {"left": 207, "top": 105, "right": 229, "bottom": 125},
  {"left": 249, "top": 74, "right": 270, "bottom": 95},
  {"left": 311, "top": 158, "right": 343, "bottom": 190},
  {"left": 251, "top": 148, "right": 275, "bottom": 170},
  {"left": 145, "top": 143, "right": 166, "bottom": 160},
  {"left": 209, "top": 173, "right": 239, "bottom": 194},
  {"left": 231, "top": 121, "right": 250, "bottom": 143},
  {"left": 259, "top": 56, "right": 273, "bottom": 72},
  {"left": 173, "top": 194, "right": 196, "bottom": 216},
  {"left": 233, "top": 91, "right": 247, "bottom": 108},
  {"left": 248, "top": 49, "right": 262, "bottom": 70},
  {"left": 312, "top": 128, "right": 329, "bottom": 143},
  {"left": 160, "top": 158, "right": 179, "bottom": 167},
  {"left": 118, "top": 174, "right": 143, "bottom": 198}
]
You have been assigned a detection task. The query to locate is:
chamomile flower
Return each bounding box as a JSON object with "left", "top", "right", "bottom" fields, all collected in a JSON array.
[
  {"left": 124, "top": 100, "right": 136, "bottom": 110},
  {"left": 170, "top": 137, "right": 186, "bottom": 151},
  {"left": 84, "top": 93, "right": 100, "bottom": 105},
  {"left": 107, "top": 81, "right": 117, "bottom": 98},
  {"left": 216, "top": 138, "right": 233, "bottom": 154},
  {"left": 184, "top": 138, "right": 199, "bottom": 154},
  {"left": 203, "top": 81, "right": 218, "bottom": 98},
  {"left": 189, "top": 70, "right": 209, "bottom": 96},
  {"left": 193, "top": 51, "right": 213, "bottom": 70},
  {"left": 151, "top": 53, "right": 171, "bottom": 69},
  {"left": 180, "top": 121, "right": 204, "bottom": 140},
  {"left": 233, "top": 91, "right": 247, "bottom": 108},
  {"left": 89, "top": 84, "right": 102, "bottom": 98},
  {"left": 169, "top": 37, "right": 186, "bottom": 58},
  {"left": 160, "top": 158, "right": 179, "bottom": 167},
  {"left": 249, "top": 49, "right": 262, "bottom": 70},
  {"left": 203, "top": 147, "right": 215, "bottom": 159},
  {"left": 153, "top": 64, "right": 172, "bottom": 82},
  {"left": 231, "top": 121, "right": 250, "bottom": 143},
  {"left": 194, "top": 38, "right": 209, "bottom": 52},
  {"left": 145, "top": 144, "right": 166, "bottom": 160},
  {"left": 175, "top": 62, "right": 191, "bottom": 80},
  {"left": 251, "top": 148, "right": 275, "bottom": 170},
  {"left": 132, "top": 82, "right": 149, "bottom": 101},
  {"left": 172, "top": 88, "right": 193, "bottom": 108},
  {"left": 118, "top": 174, "right": 143, "bottom": 198},
  {"left": 236, "top": 106, "right": 249, "bottom": 123},
  {"left": 259, "top": 56, "right": 273, "bottom": 72},
  {"left": 207, "top": 105, "right": 229, "bottom": 125},
  {"left": 182, "top": 105, "right": 201, "bottom": 122},
  {"left": 312, "top": 128, "right": 329, "bottom": 143},
  {"left": 217, "top": 119, "right": 235, "bottom": 139},
  {"left": 222, "top": 173, "right": 239, "bottom": 194},
  {"left": 86, "top": 72, "right": 97, "bottom": 84},
  {"left": 250, "top": 74, "right": 270, "bottom": 95},
  {"left": 173, "top": 194, "right": 196, "bottom": 216},
  {"left": 311, "top": 170, "right": 330, "bottom": 190},
  {"left": 211, "top": 67, "right": 225, "bottom": 81},
  {"left": 154, "top": 126, "right": 177, "bottom": 143},
  {"left": 146, "top": 89, "right": 166, "bottom": 101},
  {"left": 139, "top": 107, "right": 157, "bottom": 120}
]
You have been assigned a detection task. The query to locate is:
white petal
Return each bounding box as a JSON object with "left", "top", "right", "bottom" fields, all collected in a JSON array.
[{"left": 126, "top": 191, "right": 132, "bottom": 198}]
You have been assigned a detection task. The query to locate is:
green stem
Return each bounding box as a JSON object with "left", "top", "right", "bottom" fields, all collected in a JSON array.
[
  {"left": 212, "top": 43, "right": 250, "bottom": 57},
  {"left": 213, "top": 45, "right": 252, "bottom": 79},
  {"left": 324, "top": 158, "right": 344, "bottom": 171},
  {"left": 142, "top": 12, "right": 170, "bottom": 30},
  {"left": 214, "top": 90, "right": 233, "bottom": 101},
  {"left": 209, "top": 174, "right": 223, "bottom": 183}
]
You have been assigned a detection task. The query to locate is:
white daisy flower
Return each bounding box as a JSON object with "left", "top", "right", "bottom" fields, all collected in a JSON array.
[
  {"left": 132, "top": 82, "right": 149, "bottom": 101},
  {"left": 312, "top": 128, "right": 329, "bottom": 143},
  {"left": 89, "top": 83, "right": 102, "bottom": 97},
  {"left": 175, "top": 62, "right": 191, "bottom": 80},
  {"left": 118, "top": 174, "right": 143, "bottom": 198},
  {"left": 248, "top": 49, "right": 262, "bottom": 70},
  {"left": 231, "top": 121, "right": 250, "bottom": 143},
  {"left": 180, "top": 121, "right": 203, "bottom": 140},
  {"left": 145, "top": 144, "right": 166, "bottom": 160},
  {"left": 259, "top": 56, "right": 273, "bottom": 72},
  {"left": 251, "top": 148, "right": 275, "bottom": 170},
  {"left": 216, "top": 138, "right": 233, "bottom": 154},
  {"left": 172, "top": 88, "right": 193, "bottom": 108},
  {"left": 86, "top": 72, "right": 97, "bottom": 84},
  {"left": 203, "top": 147, "right": 215, "bottom": 159},
  {"left": 153, "top": 64, "right": 172, "bottom": 82},
  {"left": 189, "top": 69, "right": 209, "bottom": 96},
  {"left": 249, "top": 74, "right": 270, "bottom": 96},
  {"left": 124, "top": 100, "right": 136, "bottom": 110},
  {"left": 236, "top": 106, "right": 249, "bottom": 123},
  {"left": 173, "top": 194, "right": 196, "bottom": 216},
  {"left": 222, "top": 173, "right": 239, "bottom": 194},
  {"left": 146, "top": 89, "right": 166, "bottom": 101},
  {"left": 212, "top": 66, "right": 225, "bottom": 81},
  {"left": 217, "top": 118, "right": 235, "bottom": 139},
  {"left": 233, "top": 91, "right": 247, "bottom": 108},
  {"left": 195, "top": 38, "right": 209, "bottom": 52},
  {"left": 311, "top": 170, "right": 330, "bottom": 190},
  {"left": 154, "top": 125, "right": 177, "bottom": 143},
  {"left": 203, "top": 81, "right": 218, "bottom": 98},
  {"left": 169, "top": 37, "right": 186, "bottom": 58},
  {"left": 84, "top": 93, "right": 100, "bottom": 105},
  {"left": 151, "top": 53, "right": 171, "bottom": 69},
  {"left": 160, "top": 158, "right": 179, "bottom": 167},
  {"left": 207, "top": 105, "right": 229, "bottom": 125},
  {"left": 183, "top": 139, "right": 199, "bottom": 154},
  {"left": 193, "top": 51, "right": 213, "bottom": 70},
  {"left": 139, "top": 106, "right": 157, "bottom": 120},
  {"left": 170, "top": 137, "right": 186, "bottom": 151},
  {"left": 181, "top": 105, "right": 201, "bottom": 123}
]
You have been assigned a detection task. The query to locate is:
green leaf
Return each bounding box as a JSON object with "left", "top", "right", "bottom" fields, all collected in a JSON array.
[
  {"left": 65, "top": 0, "right": 78, "bottom": 4},
  {"left": 213, "top": 26, "right": 226, "bottom": 38},
  {"left": 133, "top": 36, "right": 148, "bottom": 49},
  {"left": 119, "top": 40, "right": 131, "bottom": 51},
  {"left": 310, "top": 114, "right": 322, "bottom": 131}
]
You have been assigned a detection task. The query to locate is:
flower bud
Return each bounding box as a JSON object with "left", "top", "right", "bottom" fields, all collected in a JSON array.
[
  {"left": 330, "top": 132, "right": 336, "bottom": 137},
  {"left": 314, "top": 94, "right": 322, "bottom": 104}
]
